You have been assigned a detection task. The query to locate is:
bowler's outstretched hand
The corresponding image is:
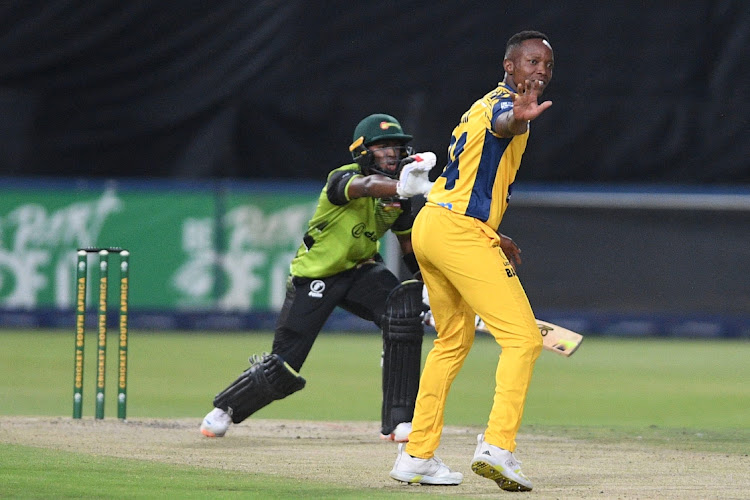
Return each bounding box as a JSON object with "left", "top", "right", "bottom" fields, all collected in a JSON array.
[{"left": 512, "top": 79, "right": 552, "bottom": 122}]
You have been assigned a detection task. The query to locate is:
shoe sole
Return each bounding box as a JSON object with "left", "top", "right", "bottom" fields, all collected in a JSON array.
[
  {"left": 380, "top": 434, "right": 409, "bottom": 443},
  {"left": 389, "top": 472, "right": 461, "bottom": 485},
  {"left": 471, "top": 460, "right": 532, "bottom": 492},
  {"left": 200, "top": 427, "right": 224, "bottom": 438}
]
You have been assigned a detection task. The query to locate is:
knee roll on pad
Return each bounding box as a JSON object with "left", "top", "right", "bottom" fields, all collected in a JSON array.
[
  {"left": 381, "top": 280, "right": 424, "bottom": 435},
  {"left": 213, "top": 353, "right": 306, "bottom": 424},
  {"left": 382, "top": 280, "right": 427, "bottom": 339}
]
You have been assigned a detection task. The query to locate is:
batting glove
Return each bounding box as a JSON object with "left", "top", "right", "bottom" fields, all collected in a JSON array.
[{"left": 396, "top": 152, "right": 436, "bottom": 198}]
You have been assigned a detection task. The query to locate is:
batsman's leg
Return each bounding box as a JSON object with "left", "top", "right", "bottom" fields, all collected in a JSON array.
[
  {"left": 201, "top": 274, "right": 340, "bottom": 437},
  {"left": 214, "top": 352, "right": 306, "bottom": 422}
]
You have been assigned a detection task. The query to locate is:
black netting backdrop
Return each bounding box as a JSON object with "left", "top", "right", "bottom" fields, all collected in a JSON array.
[{"left": 1, "top": 1, "right": 748, "bottom": 182}]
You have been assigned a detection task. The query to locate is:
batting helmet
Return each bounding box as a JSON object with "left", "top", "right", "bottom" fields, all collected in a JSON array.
[{"left": 349, "top": 114, "right": 413, "bottom": 178}]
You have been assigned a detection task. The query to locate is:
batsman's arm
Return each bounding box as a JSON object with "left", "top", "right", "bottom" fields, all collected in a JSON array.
[{"left": 346, "top": 174, "right": 400, "bottom": 199}]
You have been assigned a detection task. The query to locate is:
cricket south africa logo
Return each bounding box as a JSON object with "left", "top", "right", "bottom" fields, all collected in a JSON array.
[{"left": 380, "top": 121, "right": 399, "bottom": 130}]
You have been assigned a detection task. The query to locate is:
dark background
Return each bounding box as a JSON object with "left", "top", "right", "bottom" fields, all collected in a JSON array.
[{"left": 1, "top": 1, "right": 748, "bottom": 183}]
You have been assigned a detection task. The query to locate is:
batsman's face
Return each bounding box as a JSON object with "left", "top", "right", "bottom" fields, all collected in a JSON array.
[{"left": 368, "top": 140, "right": 403, "bottom": 176}]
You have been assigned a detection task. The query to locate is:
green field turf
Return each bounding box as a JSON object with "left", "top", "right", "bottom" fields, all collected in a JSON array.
[
  {"left": 1, "top": 329, "right": 748, "bottom": 498},
  {"left": 2, "top": 329, "right": 748, "bottom": 431}
]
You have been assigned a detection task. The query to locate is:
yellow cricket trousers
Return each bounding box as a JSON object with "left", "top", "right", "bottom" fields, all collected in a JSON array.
[{"left": 405, "top": 204, "right": 542, "bottom": 457}]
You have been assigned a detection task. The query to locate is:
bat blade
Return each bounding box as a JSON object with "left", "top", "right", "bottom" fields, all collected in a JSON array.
[
  {"left": 423, "top": 312, "right": 583, "bottom": 357},
  {"left": 535, "top": 320, "right": 583, "bottom": 357}
]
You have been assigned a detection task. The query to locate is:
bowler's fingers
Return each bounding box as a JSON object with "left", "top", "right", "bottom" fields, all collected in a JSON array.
[
  {"left": 537, "top": 100, "right": 553, "bottom": 113},
  {"left": 508, "top": 248, "right": 522, "bottom": 269}
]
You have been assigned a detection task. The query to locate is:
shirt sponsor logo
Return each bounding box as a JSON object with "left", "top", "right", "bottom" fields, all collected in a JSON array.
[
  {"left": 351, "top": 222, "right": 377, "bottom": 242},
  {"left": 500, "top": 101, "right": 513, "bottom": 110},
  {"left": 352, "top": 222, "right": 365, "bottom": 237},
  {"left": 308, "top": 279, "right": 325, "bottom": 298}
]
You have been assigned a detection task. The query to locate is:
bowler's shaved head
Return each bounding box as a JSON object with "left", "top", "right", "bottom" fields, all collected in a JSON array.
[{"left": 504, "top": 30, "right": 551, "bottom": 59}]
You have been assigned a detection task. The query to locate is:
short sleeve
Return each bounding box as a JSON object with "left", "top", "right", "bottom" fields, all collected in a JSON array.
[{"left": 326, "top": 170, "right": 361, "bottom": 205}]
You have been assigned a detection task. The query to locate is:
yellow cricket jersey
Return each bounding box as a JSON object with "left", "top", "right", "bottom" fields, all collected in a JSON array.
[{"left": 428, "top": 82, "right": 528, "bottom": 230}]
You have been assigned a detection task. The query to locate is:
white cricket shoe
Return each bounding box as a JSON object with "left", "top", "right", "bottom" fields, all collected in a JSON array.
[
  {"left": 380, "top": 422, "right": 412, "bottom": 443},
  {"left": 390, "top": 443, "right": 463, "bottom": 485},
  {"left": 470, "top": 433, "right": 532, "bottom": 491},
  {"left": 200, "top": 407, "right": 231, "bottom": 438}
]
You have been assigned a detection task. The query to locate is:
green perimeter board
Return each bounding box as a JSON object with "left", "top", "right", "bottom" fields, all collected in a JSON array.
[{"left": 0, "top": 183, "right": 317, "bottom": 311}]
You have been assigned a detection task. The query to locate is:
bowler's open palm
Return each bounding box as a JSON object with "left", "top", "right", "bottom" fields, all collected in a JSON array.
[{"left": 512, "top": 79, "right": 552, "bottom": 122}]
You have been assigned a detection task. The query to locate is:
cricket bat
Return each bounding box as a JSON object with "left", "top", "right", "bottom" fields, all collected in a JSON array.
[{"left": 423, "top": 312, "right": 583, "bottom": 357}]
